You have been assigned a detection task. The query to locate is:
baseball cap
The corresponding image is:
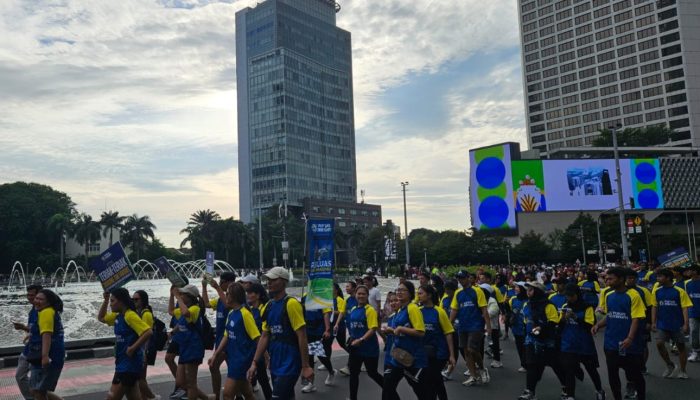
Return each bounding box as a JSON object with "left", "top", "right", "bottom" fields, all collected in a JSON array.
[
  {"left": 178, "top": 284, "right": 200, "bottom": 298},
  {"left": 239, "top": 273, "right": 260, "bottom": 284},
  {"left": 264, "top": 267, "right": 290, "bottom": 281},
  {"left": 525, "top": 281, "right": 546, "bottom": 292},
  {"left": 455, "top": 270, "right": 469, "bottom": 279},
  {"left": 478, "top": 283, "right": 494, "bottom": 293},
  {"left": 515, "top": 281, "right": 527, "bottom": 288}
]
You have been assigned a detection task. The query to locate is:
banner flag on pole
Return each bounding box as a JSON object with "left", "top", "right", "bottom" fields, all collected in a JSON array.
[{"left": 305, "top": 219, "right": 334, "bottom": 311}]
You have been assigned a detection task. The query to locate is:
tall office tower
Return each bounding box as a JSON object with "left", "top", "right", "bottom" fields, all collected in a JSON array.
[
  {"left": 236, "top": 0, "right": 357, "bottom": 223},
  {"left": 517, "top": 0, "right": 700, "bottom": 156}
]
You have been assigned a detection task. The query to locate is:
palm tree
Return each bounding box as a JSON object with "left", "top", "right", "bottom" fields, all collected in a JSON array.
[
  {"left": 180, "top": 225, "right": 203, "bottom": 260},
  {"left": 72, "top": 213, "right": 101, "bottom": 267},
  {"left": 100, "top": 210, "right": 124, "bottom": 246},
  {"left": 122, "top": 214, "right": 157, "bottom": 260},
  {"left": 47, "top": 213, "right": 73, "bottom": 268}
]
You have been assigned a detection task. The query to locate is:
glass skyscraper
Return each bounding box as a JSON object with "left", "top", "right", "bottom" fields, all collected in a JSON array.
[{"left": 236, "top": 0, "right": 357, "bottom": 223}]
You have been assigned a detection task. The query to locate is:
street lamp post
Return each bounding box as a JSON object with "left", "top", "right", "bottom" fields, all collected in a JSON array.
[
  {"left": 580, "top": 224, "right": 587, "bottom": 265},
  {"left": 401, "top": 181, "right": 411, "bottom": 268},
  {"left": 610, "top": 124, "right": 630, "bottom": 265},
  {"left": 373, "top": 250, "right": 377, "bottom": 268},
  {"left": 258, "top": 205, "right": 264, "bottom": 270},
  {"left": 423, "top": 248, "right": 427, "bottom": 268}
]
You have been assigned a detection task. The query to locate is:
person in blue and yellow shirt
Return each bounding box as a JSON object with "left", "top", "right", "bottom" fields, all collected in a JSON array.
[
  {"left": 168, "top": 284, "right": 211, "bottom": 400},
  {"left": 509, "top": 282, "right": 528, "bottom": 372},
  {"left": 450, "top": 270, "right": 491, "bottom": 386},
  {"left": 98, "top": 288, "right": 152, "bottom": 400},
  {"left": 28, "top": 289, "right": 65, "bottom": 400},
  {"left": 202, "top": 271, "right": 237, "bottom": 400},
  {"left": 685, "top": 265, "right": 700, "bottom": 362},
  {"left": 559, "top": 284, "right": 604, "bottom": 400},
  {"left": 245, "top": 282, "right": 272, "bottom": 400},
  {"left": 579, "top": 271, "right": 601, "bottom": 308},
  {"left": 651, "top": 268, "right": 693, "bottom": 379},
  {"left": 346, "top": 285, "right": 383, "bottom": 400},
  {"left": 593, "top": 267, "right": 647, "bottom": 400},
  {"left": 419, "top": 284, "right": 455, "bottom": 400},
  {"left": 300, "top": 292, "right": 335, "bottom": 392},
  {"left": 247, "top": 267, "right": 312, "bottom": 400},
  {"left": 382, "top": 280, "right": 427, "bottom": 400},
  {"left": 548, "top": 278, "right": 568, "bottom": 311},
  {"left": 624, "top": 269, "right": 653, "bottom": 383},
  {"left": 209, "top": 282, "right": 260, "bottom": 400},
  {"left": 13, "top": 284, "right": 42, "bottom": 400}
]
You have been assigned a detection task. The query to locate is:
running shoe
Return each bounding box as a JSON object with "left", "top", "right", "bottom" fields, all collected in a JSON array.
[
  {"left": 301, "top": 383, "right": 317, "bottom": 393},
  {"left": 517, "top": 367, "right": 527, "bottom": 373},
  {"left": 677, "top": 371, "right": 689, "bottom": 380},
  {"left": 480, "top": 367, "right": 491, "bottom": 383},
  {"left": 169, "top": 388, "right": 186, "bottom": 400},
  {"left": 464, "top": 369, "right": 471, "bottom": 376},
  {"left": 441, "top": 369, "right": 453, "bottom": 381},
  {"left": 325, "top": 370, "right": 337, "bottom": 386},
  {"left": 490, "top": 360, "right": 503, "bottom": 368},
  {"left": 624, "top": 385, "right": 637, "bottom": 399},
  {"left": 318, "top": 364, "right": 327, "bottom": 371},
  {"left": 462, "top": 376, "right": 482, "bottom": 387},
  {"left": 596, "top": 390, "right": 606, "bottom": 400},
  {"left": 688, "top": 352, "right": 698, "bottom": 362},
  {"left": 339, "top": 366, "right": 350, "bottom": 376},
  {"left": 662, "top": 363, "right": 676, "bottom": 378},
  {"left": 517, "top": 389, "right": 537, "bottom": 400}
]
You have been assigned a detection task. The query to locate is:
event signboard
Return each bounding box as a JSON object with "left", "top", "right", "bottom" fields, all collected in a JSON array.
[
  {"left": 90, "top": 242, "right": 136, "bottom": 292},
  {"left": 657, "top": 247, "right": 692, "bottom": 269},
  {"left": 469, "top": 143, "right": 518, "bottom": 231},
  {"left": 154, "top": 256, "right": 188, "bottom": 287},
  {"left": 305, "top": 219, "right": 335, "bottom": 311}
]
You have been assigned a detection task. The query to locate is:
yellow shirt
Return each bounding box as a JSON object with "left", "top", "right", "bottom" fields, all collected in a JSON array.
[
  {"left": 336, "top": 296, "right": 346, "bottom": 313},
  {"left": 173, "top": 305, "right": 201, "bottom": 324},
  {"left": 104, "top": 309, "right": 150, "bottom": 336},
  {"left": 140, "top": 310, "right": 154, "bottom": 328},
  {"left": 406, "top": 302, "right": 425, "bottom": 332},
  {"left": 38, "top": 307, "right": 56, "bottom": 334},
  {"left": 436, "top": 306, "right": 455, "bottom": 335},
  {"left": 224, "top": 306, "right": 261, "bottom": 340}
]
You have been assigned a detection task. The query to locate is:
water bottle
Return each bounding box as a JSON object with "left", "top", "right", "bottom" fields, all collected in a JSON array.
[{"left": 618, "top": 341, "right": 626, "bottom": 356}]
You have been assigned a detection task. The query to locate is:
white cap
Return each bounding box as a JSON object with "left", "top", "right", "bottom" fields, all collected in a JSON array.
[
  {"left": 239, "top": 273, "right": 259, "bottom": 284},
  {"left": 178, "top": 284, "right": 200, "bottom": 298},
  {"left": 478, "top": 283, "right": 494, "bottom": 293},
  {"left": 515, "top": 281, "right": 528, "bottom": 288},
  {"left": 264, "top": 267, "right": 290, "bottom": 281}
]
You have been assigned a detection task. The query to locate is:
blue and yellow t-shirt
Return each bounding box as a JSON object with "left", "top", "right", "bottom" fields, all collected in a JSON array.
[
  {"left": 29, "top": 307, "right": 65, "bottom": 368},
  {"left": 548, "top": 292, "right": 567, "bottom": 311},
  {"left": 600, "top": 289, "right": 646, "bottom": 354},
  {"left": 578, "top": 280, "right": 601, "bottom": 308},
  {"left": 523, "top": 301, "right": 560, "bottom": 346},
  {"left": 22, "top": 308, "right": 38, "bottom": 356},
  {"left": 420, "top": 305, "right": 454, "bottom": 360},
  {"left": 209, "top": 298, "right": 230, "bottom": 346},
  {"left": 347, "top": 304, "right": 379, "bottom": 357},
  {"left": 450, "top": 286, "right": 487, "bottom": 332},
  {"left": 172, "top": 305, "right": 204, "bottom": 362},
  {"left": 225, "top": 306, "right": 261, "bottom": 380},
  {"left": 104, "top": 310, "right": 150, "bottom": 373},
  {"left": 509, "top": 297, "right": 527, "bottom": 337},
  {"left": 651, "top": 285, "right": 693, "bottom": 332},
  {"left": 392, "top": 302, "right": 427, "bottom": 368},
  {"left": 559, "top": 304, "right": 596, "bottom": 355},
  {"left": 263, "top": 296, "right": 306, "bottom": 377},
  {"left": 302, "top": 296, "right": 331, "bottom": 338},
  {"left": 686, "top": 279, "right": 700, "bottom": 318}
]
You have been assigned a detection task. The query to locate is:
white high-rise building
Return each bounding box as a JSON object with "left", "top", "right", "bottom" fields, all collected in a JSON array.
[{"left": 517, "top": 0, "right": 700, "bottom": 156}]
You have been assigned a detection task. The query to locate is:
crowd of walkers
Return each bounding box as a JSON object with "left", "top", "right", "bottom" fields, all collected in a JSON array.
[{"left": 11, "top": 262, "right": 700, "bottom": 400}]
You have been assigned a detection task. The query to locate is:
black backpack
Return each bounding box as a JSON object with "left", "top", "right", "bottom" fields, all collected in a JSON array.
[
  {"left": 152, "top": 317, "right": 168, "bottom": 351},
  {"left": 198, "top": 312, "right": 216, "bottom": 350}
]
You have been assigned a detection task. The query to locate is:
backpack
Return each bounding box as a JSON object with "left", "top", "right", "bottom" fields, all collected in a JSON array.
[
  {"left": 199, "top": 313, "right": 216, "bottom": 350},
  {"left": 262, "top": 296, "right": 298, "bottom": 348},
  {"left": 152, "top": 317, "right": 168, "bottom": 351}
]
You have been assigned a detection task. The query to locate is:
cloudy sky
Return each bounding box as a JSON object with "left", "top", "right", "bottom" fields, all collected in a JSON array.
[{"left": 0, "top": 0, "right": 527, "bottom": 248}]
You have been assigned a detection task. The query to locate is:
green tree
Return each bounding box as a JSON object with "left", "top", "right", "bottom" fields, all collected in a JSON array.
[
  {"left": 560, "top": 213, "right": 599, "bottom": 263},
  {"left": 47, "top": 213, "right": 74, "bottom": 267},
  {"left": 592, "top": 126, "right": 672, "bottom": 147},
  {"left": 0, "top": 182, "right": 75, "bottom": 272},
  {"left": 122, "top": 214, "right": 157, "bottom": 260},
  {"left": 512, "top": 231, "right": 551, "bottom": 263},
  {"left": 71, "top": 213, "right": 101, "bottom": 267},
  {"left": 181, "top": 209, "right": 221, "bottom": 258},
  {"left": 100, "top": 210, "right": 125, "bottom": 246}
]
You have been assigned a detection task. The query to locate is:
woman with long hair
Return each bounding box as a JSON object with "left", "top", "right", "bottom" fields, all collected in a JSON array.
[
  {"left": 133, "top": 290, "right": 158, "bottom": 400},
  {"left": 209, "top": 283, "right": 260, "bottom": 400},
  {"left": 346, "top": 285, "right": 384, "bottom": 400},
  {"left": 245, "top": 283, "right": 272, "bottom": 400},
  {"left": 98, "top": 288, "right": 153, "bottom": 400},
  {"left": 28, "top": 289, "right": 65, "bottom": 400},
  {"left": 168, "top": 284, "right": 211, "bottom": 400},
  {"left": 510, "top": 282, "right": 529, "bottom": 373},
  {"left": 418, "top": 284, "right": 455, "bottom": 400},
  {"left": 330, "top": 283, "right": 350, "bottom": 360},
  {"left": 382, "top": 281, "right": 427, "bottom": 400}
]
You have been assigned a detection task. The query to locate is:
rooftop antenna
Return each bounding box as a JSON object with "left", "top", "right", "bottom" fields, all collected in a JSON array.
[{"left": 360, "top": 189, "right": 365, "bottom": 204}]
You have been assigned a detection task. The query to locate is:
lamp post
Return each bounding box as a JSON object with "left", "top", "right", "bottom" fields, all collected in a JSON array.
[
  {"left": 423, "top": 248, "right": 428, "bottom": 267},
  {"left": 258, "top": 205, "right": 264, "bottom": 270},
  {"left": 610, "top": 124, "right": 629, "bottom": 265},
  {"left": 401, "top": 181, "right": 411, "bottom": 268}
]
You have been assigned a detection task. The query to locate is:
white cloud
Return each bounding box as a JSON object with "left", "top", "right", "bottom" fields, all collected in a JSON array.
[{"left": 0, "top": 0, "right": 526, "bottom": 248}]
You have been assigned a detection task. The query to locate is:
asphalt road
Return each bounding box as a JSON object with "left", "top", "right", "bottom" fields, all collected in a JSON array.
[{"left": 66, "top": 335, "right": 699, "bottom": 400}]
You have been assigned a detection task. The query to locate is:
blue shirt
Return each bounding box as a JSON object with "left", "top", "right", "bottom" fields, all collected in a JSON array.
[
  {"left": 548, "top": 293, "right": 567, "bottom": 311},
  {"left": 652, "top": 285, "right": 693, "bottom": 332},
  {"left": 385, "top": 313, "right": 397, "bottom": 367},
  {"left": 28, "top": 307, "right": 65, "bottom": 369},
  {"left": 686, "top": 279, "right": 700, "bottom": 318},
  {"left": 392, "top": 303, "right": 427, "bottom": 368},
  {"left": 347, "top": 304, "right": 379, "bottom": 357},
  {"left": 509, "top": 297, "right": 527, "bottom": 337},
  {"left": 579, "top": 281, "right": 600, "bottom": 308},
  {"left": 225, "top": 307, "right": 260, "bottom": 380},
  {"left": 559, "top": 304, "right": 596, "bottom": 356},
  {"left": 264, "top": 296, "right": 305, "bottom": 377},
  {"left": 172, "top": 306, "right": 205, "bottom": 363},
  {"left": 213, "top": 298, "right": 229, "bottom": 347},
  {"left": 112, "top": 311, "right": 146, "bottom": 373},
  {"left": 601, "top": 289, "right": 646, "bottom": 354},
  {"left": 523, "top": 301, "right": 559, "bottom": 347},
  {"left": 22, "top": 308, "right": 38, "bottom": 356},
  {"left": 450, "top": 286, "right": 487, "bottom": 333},
  {"left": 302, "top": 296, "right": 326, "bottom": 338},
  {"left": 420, "top": 306, "right": 454, "bottom": 360}
]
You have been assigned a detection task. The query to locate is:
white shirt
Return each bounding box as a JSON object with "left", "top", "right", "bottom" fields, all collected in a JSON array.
[{"left": 368, "top": 287, "right": 381, "bottom": 312}]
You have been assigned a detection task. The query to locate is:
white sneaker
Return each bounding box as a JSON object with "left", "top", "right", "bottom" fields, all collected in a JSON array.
[
  {"left": 462, "top": 376, "right": 481, "bottom": 386},
  {"left": 480, "top": 367, "right": 490, "bottom": 383},
  {"left": 518, "top": 367, "right": 527, "bottom": 373},
  {"left": 252, "top": 382, "right": 259, "bottom": 392},
  {"left": 325, "top": 370, "right": 337, "bottom": 385},
  {"left": 361, "top": 365, "right": 367, "bottom": 372},
  {"left": 490, "top": 360, "right": 503, "bottom": 368},
  {"left": 518, "top": 390, "right": 537, "bottom": 400},
  {"left": 441, "top": 369, "right": 453, "bottom": 381},
  {"left": 301, "top": 383, "right": 317, "bottom": 393},
  {"left": 677, "top": 371, "right": 689, "bottom": 379},
  {"left": 317, "top": 364, "right": 327, "bottom": 371},
  {"left": 688, "top": 352, "right": 699, "bottom": 362},
  {"left": 662, "top": 363, "right": 676, "bottom": 378},
  {"left": 339, "top": 366, "right": 350, "bottom": 376}
]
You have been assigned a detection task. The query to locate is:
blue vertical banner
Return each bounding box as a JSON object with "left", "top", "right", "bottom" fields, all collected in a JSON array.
[
  {"left": 205, "top": 251, "right": 215, "bottom": 274},
  {"left": 90, "top": 242, "right": 136, "bottom": 292},
  {"left": 306, "top": 219, "right": 335, "bottom": 311}
]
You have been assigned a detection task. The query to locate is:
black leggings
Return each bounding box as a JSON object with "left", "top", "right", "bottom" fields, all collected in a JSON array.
[
  {"left": 252, "top": 356, "right": 272, "bottom": 400},
  {"left": 336, "top": 326, "right": 349, "bottom": 354},
  {"left": 604, "top": 351, "right": 645, "bottom": 400},
  {"left": 560, "top": 352, "right": 602, "bottom": 397},
  {"left": 348, "top": 352, "right": 383, "bottom": 400},
  {"left": 489, "top": 329, "right": 501, "bottom": 361},
  {"left": 308, "top": 335, "right": 334, "bottom": 373},
  {"left": 514, "top": 335, "right": 526, "bottom": 368},
  {"left": 382, "top": 364, "right": 426, "bottom": 400},
  {"left": 426, "top": 358, "right": 448, "bottom": 400},
  {"left": 525, "top": 345, "right": 566, "bottom": 393}
]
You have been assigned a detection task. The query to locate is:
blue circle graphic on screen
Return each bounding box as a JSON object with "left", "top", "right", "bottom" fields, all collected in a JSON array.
[
  {"left": 635, "top": 162, "right": 656, "bottom": 184},
  {"left": 475, "top": 157, "right": 506, "bottom": 189},
  {"left": 479, "top": 196, "right": 509, "bottom": 228},
  {"left": 637, "top": 189, "right": 659, "bottom": 209}
]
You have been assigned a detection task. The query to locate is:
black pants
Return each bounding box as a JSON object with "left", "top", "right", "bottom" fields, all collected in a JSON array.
[
  {"left": 308, "top": 335, "right": 334, "bottom": 373},
  {"left": 382, "top": 364, "right": 425, "bottom": 400},
  {"left": 425, "top": 358, "right": 448, "bottom": 400},
  {"left": 560, "top": 352, "right": 602, "bottom": 397},
  {"left": 514, "top": 335, "right": 526, "bottom": 369},
  {"left": 252, "top": 356, "right": 272, "bottom": 400},
  {"left": 489, "top": 329, "right": 501, "bottom": 361},
  {"left": 336, "top": 326, "right": 349, "bottom": 354},
  {"left": 604, "top": 351, "right": 645, "bottom": 400},
  {"left": 348, "top": 352, "right": 383, "bottom": 400},
  {"left": 525, "top": 344, "right": 566, "bottom": 393}
]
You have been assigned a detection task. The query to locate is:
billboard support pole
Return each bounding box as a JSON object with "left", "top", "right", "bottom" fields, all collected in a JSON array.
[
  {"left": 580, "top": 224, "right": 587, "bottom": 265},
  {"left": 611, "top": 124, "right": 630, "bottom": 265},
  {"left": 596, "top": 214, "right": 604, "bottom": 264},
  {"left": 685, "top": 208, "right": 693, "bottom": 261}
]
